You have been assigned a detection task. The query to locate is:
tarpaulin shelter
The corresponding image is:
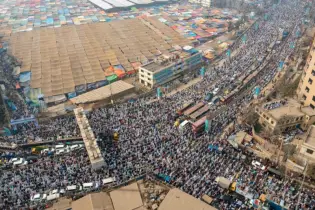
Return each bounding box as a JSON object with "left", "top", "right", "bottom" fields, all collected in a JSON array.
[{"left": 106, "top": 75, "right": 118, "bottom": 83}]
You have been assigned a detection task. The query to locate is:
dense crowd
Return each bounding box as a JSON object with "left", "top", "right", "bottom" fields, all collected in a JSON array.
[{"left": 0, "top": 0, "right": 314, "bottom": 209}]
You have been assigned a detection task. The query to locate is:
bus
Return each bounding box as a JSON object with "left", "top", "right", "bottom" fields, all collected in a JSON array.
[
  {"left": 190, "top": 106, "right": 210, "bottom": 120},
  {"left": 192, "top": 116, "right": 207, "bottom": 134},
  {"left": 221, "top": 88, "right": 239, "bottom": 104},
  {"left": 183, "top": 102, "right": 205, "bottom": 116},
  {"left": 176, "top": 101, "right": 194, "bottom": 115}
]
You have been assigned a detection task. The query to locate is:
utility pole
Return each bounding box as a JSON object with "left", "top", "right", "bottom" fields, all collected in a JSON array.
[
  {"left": 295, "top": 159, "right": 308, "bottom": 210},
  {"left": 277, "top": 135, "right": 283, "bottom": 165}
]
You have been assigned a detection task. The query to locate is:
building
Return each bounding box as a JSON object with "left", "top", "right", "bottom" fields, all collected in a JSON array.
[
  {"left": 300, "top": 125, "right": 315, "bottom": 161},
  {"left": 255, "top": 98, "right": 315, "bottom": 133},
  {"left": 72, "top": 192, "right": 114, "bottom": 210},
  {"left": 74, "top": 107, "right": 105, "bottom": 170},
  {"left": 159, "top": 188, "right": 217, "bottom": 210},
  {"left": 189, "top": 0, "right": 212, "bottom": 8},
  {"left": 297, "top": 34, "right": 315, "bottom": 107},
  {"left": 138, "top": 47, "right": 203, "bottom": 88}
]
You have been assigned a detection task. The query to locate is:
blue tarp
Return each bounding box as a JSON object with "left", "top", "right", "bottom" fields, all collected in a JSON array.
[
  {"left": 87, "top": 83, "right": 96, "bottom": 90},
  {"left": 75, "top": 85, "right": 87, "bottom": 94},
  {"left": 95, "top": 80, "right": 108, "bottom": 88},
  {"left": 158, "top": 174, "right": 171, "bottom": 183},
  {"left": 47, "top": 17, "right": 54, "bottom": 25},
  {"left": 6, "top": 101, "right": 17, "bottom": 111},
  {"left": 67, "top": 92, "right": 77, "bottom": 99},
  {"left": 19, "top": 72, "right": 31, "bottom": 83}
]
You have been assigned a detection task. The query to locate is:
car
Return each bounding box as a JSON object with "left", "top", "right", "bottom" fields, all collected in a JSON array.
[
  {"left": 12, "top": 158, "right": 28, "bottom": 166},
  {"left": 251, "top": 161, "right": 266, "bottom": 170},
  {"left": 204, "top": 92, "right": 214, "bottom": 102},
  {"left": 213, "top": 88, "right": 220, "bottom": 95}
]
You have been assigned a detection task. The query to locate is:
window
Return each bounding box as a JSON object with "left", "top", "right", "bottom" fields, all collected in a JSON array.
[
  {"left": 147, "top": 78, "right": 151, "bottom": 81},
  {"left": 306, "top": 149, "right": 314, "bottom": 154},
  {"left": 309, "top": 78, "right": 313, "bottom": 85},
  {"left": 263, "top": 114, "right": 266, "bottom": 119},
  {"left": 286, "top": 120, "right": 290, "bottom": 124},
  {"left": 303, "top": 95, "right": 307, "bottom": 100},
  {"left": 147, "top": 73, "right": 151, "bottom": 76},
  {"left": 141, "top": 74, "right": 144, "bottom": 78},
  {"left": 266, "top": 117, "right": 270, "bottom": 120},
  {"left": 312, "top": 70, "right": 315, "bottom": 76},
  {"left": 141, "top": 70, "right": 144, "bottom": 73},
  {"left": 271, "top": 121, "right": 274, "bottom": 125},
  {"left": 311, "top": 104, "right": 315, "bottom": 109},
  {"left": 313, "top": 96, "right": 315, "bottom": 102},
  {"left": 306, "top": 86, "right": 310, "bottom": 93},
  {"left": 300, "top": 117, "right": 304, "bottom": 120}
]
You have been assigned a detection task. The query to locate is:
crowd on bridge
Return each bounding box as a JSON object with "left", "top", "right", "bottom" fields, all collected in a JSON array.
[{"left": 0, "top": 0, "right": 314, "bottom": 209}]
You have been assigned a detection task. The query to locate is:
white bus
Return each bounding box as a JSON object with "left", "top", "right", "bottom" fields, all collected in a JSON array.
[{"left": 102, "top": 177, "right": 116, "bottom": 185}]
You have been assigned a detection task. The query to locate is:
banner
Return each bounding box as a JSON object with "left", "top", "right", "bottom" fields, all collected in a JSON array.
[
  {"left": 242, "top": 34, "right": 247, "bottom": 44},
  {"left": 255, "top": 22, "right": 259, "bottom": 31},
  {"left": 226, "top": 49, "right": 231, "bottom": 57},
  {"left": 279, "top": 61, "right": 284, "bottom": 69},
  {"left": 200, "top": 66, "right": 205, "bottom": 77},
  {"left": 205, "top": 119, "right": 209, "bottom": 132},
  {"left": 254, "top": 86, "right": 261, "bottom": 96},
  {"left": 296, "top": 30, "right": 300, "bottom": 38},
  {"left": 157, "top": 87, "right": 162, "bottom": 99},
  {"left": 264, "top": 14, "right": 268, "bottom": 21}
]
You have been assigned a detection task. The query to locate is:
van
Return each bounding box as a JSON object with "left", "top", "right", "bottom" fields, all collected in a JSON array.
[
  {"left": 46, "top": 193, "right": 60, "bottom": 201},
  {"left": 30, "top": 193, "right": 47, "bottom": 202},
  {"left": 66, "top": 185, "right": 77, "bottom": 191},
  {"left": 56, "top": 149, "right": 65, "bottom": 155},
  {"left": 69, "top": 145, "right": 79, "bottom": 151},
  {"left": 213, "top": 88, "right": 220, "bottom": 95},
  {"left": 55, "top": 144, "right": 65, "bottom": 149},
  {"left": 102, "top": 177, "right": 116, "bottom": 185},
  {"left": 83, "top": 182, "right": 93, "bottom": 189},
  {"left": 179, "top": 120, "right": 189, "bottom": 131},
  {"left": 208, "top": 96, "right": 220, "bottom": 106},
  {"left": 13, "top": 158, "right": 28, "bottom": 166}
]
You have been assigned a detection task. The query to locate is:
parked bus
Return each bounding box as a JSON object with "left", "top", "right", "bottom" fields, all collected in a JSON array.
[
  {"left": 192, "top": 116, "right": 207, "bottom": 134},
  {"left": 102, "top": 177, "right": 116, "bottom": 185},
  {"left": 183, "top": 102, "right": 205, "bottom": 116},
  {"left": 176, "top": 101, "right": 194, "bottom": 115},
  {"left": 190, "top": 106, "right": 210, "bottom": 120}
]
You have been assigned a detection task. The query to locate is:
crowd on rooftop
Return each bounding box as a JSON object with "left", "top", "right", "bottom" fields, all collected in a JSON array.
[{"left": 0, "top": 0, "right": 314, "bottom": 209}]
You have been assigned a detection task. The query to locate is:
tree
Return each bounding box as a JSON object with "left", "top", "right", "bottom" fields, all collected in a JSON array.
[
  {"left": 307, "top": 163, "right": 315, "bottom": 179},
  {"left": 243, "top": 106, "right": 259, "bottom": 126},
  {"left": 282, "top": 144, "right": 297, "bottom": 161}
]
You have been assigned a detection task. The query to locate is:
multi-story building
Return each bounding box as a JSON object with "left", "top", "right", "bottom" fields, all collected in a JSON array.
[
  {"left": 300, "top": 125, "right": 315, "bottom": 161},
  {"left": 297, "top": 34, "right": 315, "bottom": 108},
  {"left": 138, "top": 48, "right": 203, "bottom": 88},
  {"left": 189, "top": 0, "right": 212, "bottom": 8},
  {"left": 255, "top": 98, "right": 315, "bottom": 133}
]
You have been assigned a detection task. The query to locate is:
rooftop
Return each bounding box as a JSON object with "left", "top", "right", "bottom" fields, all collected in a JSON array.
[
  {"left": 158, "top": 188, "right": 217, "bottom": 210},
  {"left": 301, "top": 106, "right": 315, "bottom": 116},
  {"left": 141, "top": 50, "right": 199, "bottom": 72},
  {"left": 70, "top": 80, "right": 134, "bottom": 104},
  {"left": 9, "top": 17, "right": 190, "bottom": 97},
  {"left": 109, "top": 182, "right": 143, "bottom": 210},
  {"left": 72, "top": 192, "right": 114, "bottom": 210},
  {"left": 262, "top": 98, "right": 304, "bottom": 120},
  {"left": 305, "top": 125, "right": 315, "bottom": 148}
]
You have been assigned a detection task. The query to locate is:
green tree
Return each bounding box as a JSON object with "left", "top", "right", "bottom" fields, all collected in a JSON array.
[{"left": 307, "top": 163, "right": 315, "bottom": 179}]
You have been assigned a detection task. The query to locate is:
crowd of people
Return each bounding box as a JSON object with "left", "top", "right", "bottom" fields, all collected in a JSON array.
[{"left": 0, "top": 0, "right": 314, "bottom": 209}]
